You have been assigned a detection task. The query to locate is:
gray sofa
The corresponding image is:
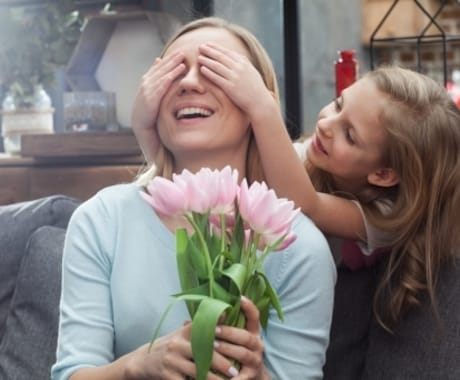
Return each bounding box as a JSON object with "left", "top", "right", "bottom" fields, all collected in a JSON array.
[
  {"left": 0, "top": 195, "right": 459, "bottom": 379},
  {"left": 0, "top": 195, "right": 79, "bottom": 380}
]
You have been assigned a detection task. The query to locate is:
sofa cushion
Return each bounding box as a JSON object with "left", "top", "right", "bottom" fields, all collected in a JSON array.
[
  {"left": 0, "top": 225, "right": 66, "bottom": 380},
  {"left": 0, "top": 195, "right": 79, "bottom": 340},
  {"left": 361, "top": 258, "right": 460, "bottom": 380}
]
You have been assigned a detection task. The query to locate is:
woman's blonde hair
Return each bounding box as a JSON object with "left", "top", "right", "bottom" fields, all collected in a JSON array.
[
  {"left": 137, "top": 16, "right": 280, "bottom": 185},
  {"left": 311, "top": 66, "right": 460, "bottom": 329}
]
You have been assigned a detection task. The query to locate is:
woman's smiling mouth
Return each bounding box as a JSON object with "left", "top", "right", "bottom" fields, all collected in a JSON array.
[{"left": 175, "top": 106, "right": 213, "bottom": 120}]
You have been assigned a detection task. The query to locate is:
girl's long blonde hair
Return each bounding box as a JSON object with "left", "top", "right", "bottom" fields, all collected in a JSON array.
[
  {"left": 311, "top": 66, "right": 460, "bottom": 329},
  {"left": 136, "top": 17, "right": 280, "bottom": 185}
]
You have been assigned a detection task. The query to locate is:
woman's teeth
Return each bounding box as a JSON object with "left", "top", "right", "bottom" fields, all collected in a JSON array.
[{"left": 176, "top": 107, "right": 212, "bottom": 119}]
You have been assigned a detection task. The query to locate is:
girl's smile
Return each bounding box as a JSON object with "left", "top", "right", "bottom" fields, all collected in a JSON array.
[{"left": 311, "top": 133, "right": 328, "bottom": 155}]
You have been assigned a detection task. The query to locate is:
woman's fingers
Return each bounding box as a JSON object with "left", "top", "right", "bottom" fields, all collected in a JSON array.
[
  {"left": 240, "top": 296, "right": 261, "bottom": 334},
  {"left": 140, "top": 323, "right": 202, "bottom": 379},
  {"left": 213, "top": 297, "right": 265, "bottom": 378}
]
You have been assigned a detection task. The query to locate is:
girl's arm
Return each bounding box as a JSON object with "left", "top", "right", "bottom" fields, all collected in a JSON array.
[{"left": 198, "top": 43, "right": 365, "bottom": 240}]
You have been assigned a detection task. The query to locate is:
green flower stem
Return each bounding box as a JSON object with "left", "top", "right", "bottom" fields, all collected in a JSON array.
[
  {"left": 249, "top": 233, "right": 261, "bottom": 268},
  {"left": 185, "top": 214, "right": 215, "bottom": 297},
  {"left": 219, "top": 213, "right": 226, "bottom": 271}
]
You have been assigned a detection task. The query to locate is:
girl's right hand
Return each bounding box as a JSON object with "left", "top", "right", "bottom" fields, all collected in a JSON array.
[{"left": 131, "top": 52, "right": 185, "bottom": 163}]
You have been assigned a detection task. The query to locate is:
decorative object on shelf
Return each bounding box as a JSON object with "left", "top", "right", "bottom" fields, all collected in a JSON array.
[
  {"left": 335, "top": 50, "right": 359, "bottom": 97},
  {"left": 1, "top": 85, "right": 54, "bottom": 154},
  {"left": 0, "top": 0, "right": 83, "bottom": 154},
  {"left": 65, "top": 9, "right": 183, "bottom": 128},
  {"left": 368, "top": 0, "right": 460, "bottom": 86},
  {"left": 63, "top": 91, "right": 118, "bottom": 132}
]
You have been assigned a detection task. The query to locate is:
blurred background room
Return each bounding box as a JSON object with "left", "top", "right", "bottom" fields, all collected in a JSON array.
[{"left": 0, "top": 0, "right": 459, "bottom": 204}]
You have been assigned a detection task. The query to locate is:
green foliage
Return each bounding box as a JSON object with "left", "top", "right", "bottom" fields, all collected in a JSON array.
[
  {"left": 0, "top": 0, "right": 83, "bottom": 107},
  {"left": 151, "top": 210, "right": 284, "bottom": 380}
]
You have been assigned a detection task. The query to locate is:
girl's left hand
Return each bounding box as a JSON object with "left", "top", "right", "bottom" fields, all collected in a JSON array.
[{"left": 210, "top": 296, "right": 270, "bottom": 380}]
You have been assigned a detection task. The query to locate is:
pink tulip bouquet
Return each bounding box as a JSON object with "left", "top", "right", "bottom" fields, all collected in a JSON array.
[{"left": 141, "top": 166, "right": 299, "bottom": 380}]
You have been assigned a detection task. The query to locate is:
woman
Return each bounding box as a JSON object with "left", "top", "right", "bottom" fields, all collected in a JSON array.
[{"left": 51, "top": 17, "right": 336, "bottom": 380}]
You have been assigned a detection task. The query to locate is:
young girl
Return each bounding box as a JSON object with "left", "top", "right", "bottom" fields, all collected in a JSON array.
[{"left": 133, "top": 43, "right": 460, "bottom": 330}]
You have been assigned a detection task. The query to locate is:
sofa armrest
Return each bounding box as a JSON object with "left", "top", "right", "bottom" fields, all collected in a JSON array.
[
  {"left": 0, "top": 195, "right": 79, "bottom": 341},
  {"left": 0, "top": 226, "right": 67, "bottom": 380}
]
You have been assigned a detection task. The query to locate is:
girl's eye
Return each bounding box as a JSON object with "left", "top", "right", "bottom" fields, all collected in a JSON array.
[
  {"left": 334, "top": 98, "right": 342, "bottom": 112},
  {"left": 334, "top": 97, "right": 342, "bottom": 112},
  {"left": 345, "top": 128, "right": 355, "bottom": 144}
]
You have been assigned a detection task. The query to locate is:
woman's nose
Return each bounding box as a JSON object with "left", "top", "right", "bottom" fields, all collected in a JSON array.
[{"left": 177, "top": 66, "right": 205, "bottom": 95}]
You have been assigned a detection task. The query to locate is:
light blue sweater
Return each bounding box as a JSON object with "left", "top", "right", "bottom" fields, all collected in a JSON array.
[{"left": 51, "top": 183, "right": 336, "bottom": 379}]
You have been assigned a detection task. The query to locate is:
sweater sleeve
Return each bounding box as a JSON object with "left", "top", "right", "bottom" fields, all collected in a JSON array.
[
  {"left": 51, "top": 193, "right": 116, "bottom": 380},
  {"left": 262, "top": 213, "right": 337, "bottom": 379},
  {"left": 293, "top": 137, "right": 311, "bottom": 162}
]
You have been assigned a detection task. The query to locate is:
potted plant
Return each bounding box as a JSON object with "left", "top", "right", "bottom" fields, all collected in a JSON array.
[{"left": 0, "top": 0, "right": 83, "bottom": 154}]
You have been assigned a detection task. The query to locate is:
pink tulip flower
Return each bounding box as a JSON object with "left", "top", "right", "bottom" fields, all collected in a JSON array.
[
  {"left": 238, "top": 179, "right": 299, "bottom": 250},
  {"left": 143, "top": 166, "right": 239, "bottom": 220},
  {"left": 142, "top": 176, "right": 188, "bottom": 216},
  {"left": 176, "top": 167, "right": 238, "bottom": 215},
  {"left": 210, "top": 166, "right": 239, "bottom": 215},
  {"left": 145, "top": 167, "right": 293, "bottom": 380}
]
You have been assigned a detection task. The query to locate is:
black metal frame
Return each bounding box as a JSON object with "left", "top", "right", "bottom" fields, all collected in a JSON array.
[
  {"left": 370, "top": 0, "right": 460, "bottom": 86},
  {"left": 283, "top": 0, "right": 301, "bottom": 139}
]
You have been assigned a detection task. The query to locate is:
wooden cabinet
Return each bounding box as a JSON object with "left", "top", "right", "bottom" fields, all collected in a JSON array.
[{"left": 0, "top": 131, "right": 144, "bottom": 205}]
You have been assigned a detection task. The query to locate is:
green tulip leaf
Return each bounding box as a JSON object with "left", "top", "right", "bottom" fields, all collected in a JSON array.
[
  {"left": 256, "top": 296, "right": 271, "bottom": 329},
  {"left": 258, "top": 271, "right": 284, "bottom": 322},
  {"left": 188, "top": 234, "right": 208, "bottom": 280},
  {"left": 191, "top": 297, "right": 231, "bottom": 380},
  {"left": 210, "top": 281, "right": 236, "bottom": 305},
  {"left": 229, "top": 215, "right": 245, "bottom": 262},
  {"left": 176, "top": 228, "right": 200, "bottom": 317},
  {"left": 245, "top": 272, "right": 266, "bottom": 302},
  {"left": 149, "top": 293, "right": 209, "bottom": 349},
  {"left": 221, "top": 263, "right": 247, "bottom": 294},
  {"left": 208, "top": 233, "right": 223, "bottom": 262}
]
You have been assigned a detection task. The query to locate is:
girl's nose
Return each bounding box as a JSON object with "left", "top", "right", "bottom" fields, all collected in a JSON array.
[
  {"left": 317, "top": 117, "right": 334, "bottom": 138},
  {"left": 177, "top": 66, "right": 205, "bottom": 95}
]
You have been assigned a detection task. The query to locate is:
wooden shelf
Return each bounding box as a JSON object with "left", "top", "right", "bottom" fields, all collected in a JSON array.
[
  {"left": 20, "top": 130, "right": 142, "bottom": 158},
  {"left": 0, "top": 131, "right": 146, "bottom": 205}
]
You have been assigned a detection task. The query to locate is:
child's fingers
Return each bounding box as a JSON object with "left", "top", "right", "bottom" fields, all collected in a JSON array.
[
  {"left": 199, "top": 42, "right": 243, "bottom": 69},
  {"left": 144, "top": 51, "right": 185, "bottom": 80},
  {"left": 198, "top": 56, "right": 232, "bottom": 83},
  {"left": 200, "top": 42, "right": 242, "bottom": 61}
]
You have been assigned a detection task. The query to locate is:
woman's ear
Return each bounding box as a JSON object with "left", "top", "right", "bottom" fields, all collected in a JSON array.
[{"left": 367, "top": 168, "right": 400, "bottom": 187}]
